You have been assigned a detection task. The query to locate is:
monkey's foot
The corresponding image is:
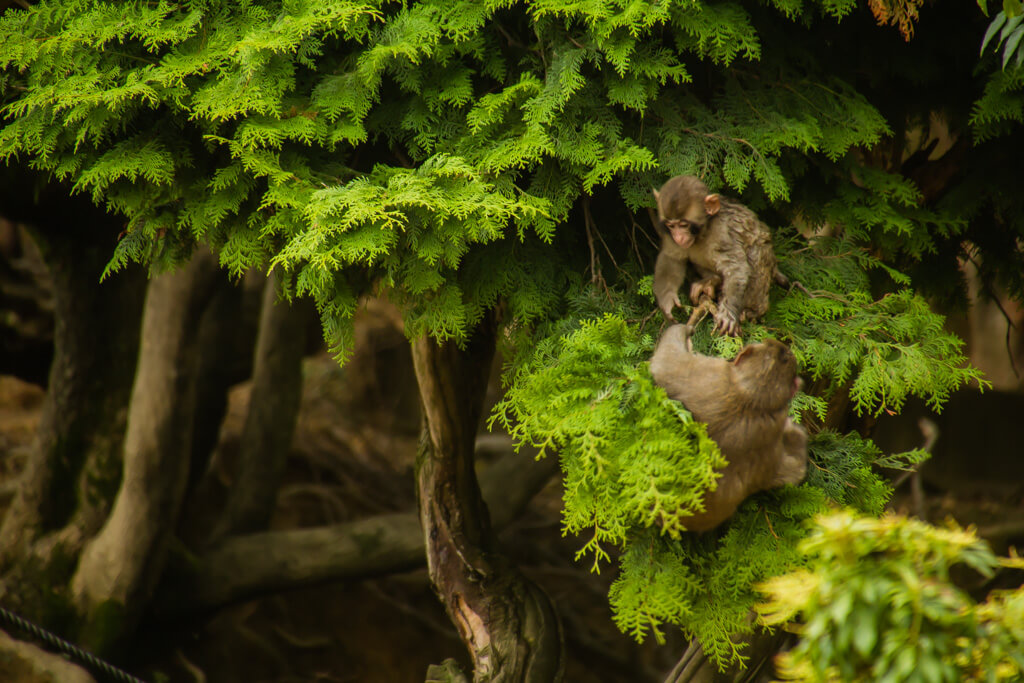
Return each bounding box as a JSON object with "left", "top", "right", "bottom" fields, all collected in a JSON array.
[
  {"left": 689, "top": 278, "right": 719, "bottom": 306},
  {"left": 712, "top": 307, "right": 741, "bottom": 336}
]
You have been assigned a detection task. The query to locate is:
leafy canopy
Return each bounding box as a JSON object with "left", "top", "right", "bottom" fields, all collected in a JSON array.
[{"left": 0, "top": 0, "right": 1013, "bottom": 671}]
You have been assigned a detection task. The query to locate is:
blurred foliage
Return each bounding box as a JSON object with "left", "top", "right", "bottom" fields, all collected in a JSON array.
[
  {"left": 758, "top": 510, "right": 1024, "bottom": 682},
  {"left": 981, "top": 11, "right": 1024, "bottom": 69}
]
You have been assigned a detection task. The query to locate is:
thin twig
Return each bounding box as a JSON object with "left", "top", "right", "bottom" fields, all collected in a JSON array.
[
  {"left": 763, "top": 509, "right": 778, "bottom": 539},
  {"left": 967, "top": 253, "right": 1020, "bottom": 378},
  {"left": 686, "top": 295, "right": 717, "bottom": 329},
  {"left": 581, "top": 198, "right": 614, "bottom": 302},
  {"left": 591, "top": 218, "right": 620, "bottom": 272},
  {"left": 627, "top": 218, "right": 646, "bottom": 267},
  {"left": 582, "top": 199, "right": 599, "bottom": 284}
]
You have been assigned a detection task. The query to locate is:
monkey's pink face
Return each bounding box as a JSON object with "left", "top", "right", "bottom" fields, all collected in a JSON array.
[{"left": 664, "top": 219, "right": 697, "bottom": 248}]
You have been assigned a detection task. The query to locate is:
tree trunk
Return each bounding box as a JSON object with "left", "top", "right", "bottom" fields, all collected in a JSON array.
[
  {"left": 209, "top": 270, "right": 309, "bottom": 541},
  {"left": 71, "top": 250, "right": 220, "bottom": 650},
  {"left": 186, "top": 268, "right": 263, "bottom": 496},
  {"left": 0, "top": 630, "right": 96, "bottom": 683},
  {"left": 0, "top": 193, "right": 145, "bottom": 627},
  {"left": 411, "top": 313, "right": 565, "bottom": 682}
]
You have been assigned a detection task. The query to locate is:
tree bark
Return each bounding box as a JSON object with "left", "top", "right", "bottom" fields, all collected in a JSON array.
[
  {"left": 0, "top": 630, "right": 96, "bottom": 683},
  {"left": 187, "top": 268, "right": 263, "bottom": 496},
  {"left": 210, "top": 270, "right": 309, "bottom": 541},
  {"left": 0, "top": 188, "right": 145, "bottom": 624},
  {"left": 150, "top": 444, "right": 557, "bottom": 615},
  {"left": 411, "top": 313, "right": 565, "bottom": 682},
  {"left": 663, "top": 629, "right": 792, "bottom": 683},
  {"left": 71, "top": 250, "right": 220, "bottom": 649}
]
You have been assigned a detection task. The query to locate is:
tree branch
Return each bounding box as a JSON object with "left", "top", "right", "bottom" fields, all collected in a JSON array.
[{"left": 152, "top": 442, "right": 558, "bottom": 616}]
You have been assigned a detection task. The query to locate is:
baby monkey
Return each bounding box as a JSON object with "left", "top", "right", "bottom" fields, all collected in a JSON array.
[
  {"left": 653, "top": 175, "right": 788, "bottom": 336},
  {"left": 649, "top": 324, "right": 808, "bottom": 532}
]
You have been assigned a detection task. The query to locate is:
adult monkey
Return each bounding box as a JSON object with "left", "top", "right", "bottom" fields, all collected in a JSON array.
[
  {"left": 652, "top": 175, "right": 793, "bottom": 335},
  {"left": 649, "top": 324, "right": 808, "bottom": 531}
]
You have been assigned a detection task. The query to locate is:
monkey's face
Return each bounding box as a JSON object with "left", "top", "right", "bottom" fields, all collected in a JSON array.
[
  {"left": 653, "top": 176, "right": 714, "bottom": 249},
  {"left": 662, "top": 217, "right": 704, "bottom": 248},
  {"left": 764, "top": 340, "right": 800, "bottom": 403},
  {"left": 735, "top": 339, "right": 801, "bottom": 408},
  {"left": 658, "top": 193, "right": 710, "bottom": 248}
]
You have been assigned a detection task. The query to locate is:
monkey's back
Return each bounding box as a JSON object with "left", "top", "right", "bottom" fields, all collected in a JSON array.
[
  {"left": 649, "top": 329, "right": 795, "bottom": 530},
  {"left": 715, "top": 199, "right": 775, "bottom": 319}
]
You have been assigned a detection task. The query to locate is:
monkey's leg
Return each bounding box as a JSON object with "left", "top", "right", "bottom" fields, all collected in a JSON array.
[
  {"left": 770, "top": 420, "right": 808, "bottom": 487},
  {"left": 688, "top": 275, "right": 721, "bottom": 306},
  {"left": 770, "top": 450, "right": 808, "bottom": 487}
]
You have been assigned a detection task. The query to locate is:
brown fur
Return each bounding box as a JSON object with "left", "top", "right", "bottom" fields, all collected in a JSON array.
[
  {"left": 652, "top": 175, "right": 777, "bottom": 336},
  {"left": 649, "top": 324, "right": 808, "bottom": 531}
]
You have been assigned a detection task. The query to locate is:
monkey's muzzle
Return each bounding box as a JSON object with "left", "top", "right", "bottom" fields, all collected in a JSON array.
[{"left": 664, "top": 219, "right": 696, "bottom": 248}]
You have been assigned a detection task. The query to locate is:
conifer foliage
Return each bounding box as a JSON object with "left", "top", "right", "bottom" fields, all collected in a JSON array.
[{"left": 0, "top": 0, "right": 1018, "bottom": 676}]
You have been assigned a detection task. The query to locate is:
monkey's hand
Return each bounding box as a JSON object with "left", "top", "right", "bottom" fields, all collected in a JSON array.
[
  {"left": 712, "top": 305, "right": 741, "bottom": 336},
  {"left": 660, "top": 292, "right": 682, "bottom": 320}
]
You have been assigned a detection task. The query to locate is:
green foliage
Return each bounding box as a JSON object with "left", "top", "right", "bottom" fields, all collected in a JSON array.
[
  {"left": 0, "top": 0, "right": 905, "bottom": 354},
  {"left": 758, "top": 510, "right": 1024, "bottom": 682},
  {"left": 495, "top": 273, "right": 944, "bottom": 667},
  {"left": 803, "top": 430, "right": 926, "bottom": 515},
  {"left": 494, "top": 313, "right": 727, "bottom": 553},
  {"left": 769, "top": 238, "right": 987, "bottom": 416},
  {"left": 0, "top": 0, "right": 1012, "bottom": 675},
  {"left": 981, "top": 11, "right": 1024, "bottom": 69}
]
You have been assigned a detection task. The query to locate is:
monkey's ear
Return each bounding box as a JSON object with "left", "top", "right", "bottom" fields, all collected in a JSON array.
[
  {"left": 704, "top": 194, "right": 721, "bottom": 216},
  {"left": 733, "top": 346, "right": 755, "bottom": 365},
  {"left": 652, "top": 188, "right": 660, "bottom": 202}
]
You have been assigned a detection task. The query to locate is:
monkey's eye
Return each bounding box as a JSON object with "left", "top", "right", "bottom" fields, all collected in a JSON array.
[{"left": 662, "top": 218, "right": 700, "bottom": 233}]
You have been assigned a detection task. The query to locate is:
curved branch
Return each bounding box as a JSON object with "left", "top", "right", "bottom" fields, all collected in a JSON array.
[{"left": 152, "top": 443, "right": 558, "bottom": 616}]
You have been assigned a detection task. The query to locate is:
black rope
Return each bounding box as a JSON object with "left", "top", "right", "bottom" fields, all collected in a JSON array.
[{"left": 0, "top": 605, "right": 147, "bottom": 683}]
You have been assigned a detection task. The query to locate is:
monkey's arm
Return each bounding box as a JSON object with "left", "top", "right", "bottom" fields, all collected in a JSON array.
[
  {"left": 649, "top": 324, "right": 694, "bottom": 398},
  {"left": 714, "top": 256, "right": 749, "bottom": 336},
  {"left": 654, "top": 248, "right": 687, "bottom": 320}
]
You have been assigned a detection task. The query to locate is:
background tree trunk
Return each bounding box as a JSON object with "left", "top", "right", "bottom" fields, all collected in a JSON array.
[
  {"left": 186, "top": 268, "right": 265, "bottom": 499},
  {"left": 0, "top": 186, "right": 145, "bottom": 628},
  {"left": 210, "top": 269, "right": 309, "bottom": 541},
  {"left": 71, "top": 250, "right": 219, "bottom": 650},
  {"left": 411, "top": 313, "right": 565, "bottom": 682}
]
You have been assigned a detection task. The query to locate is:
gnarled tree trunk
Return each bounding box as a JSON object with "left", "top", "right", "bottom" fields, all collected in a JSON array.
[{"left": 411, "top": 312, "right": 565, "bottom": 682}]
